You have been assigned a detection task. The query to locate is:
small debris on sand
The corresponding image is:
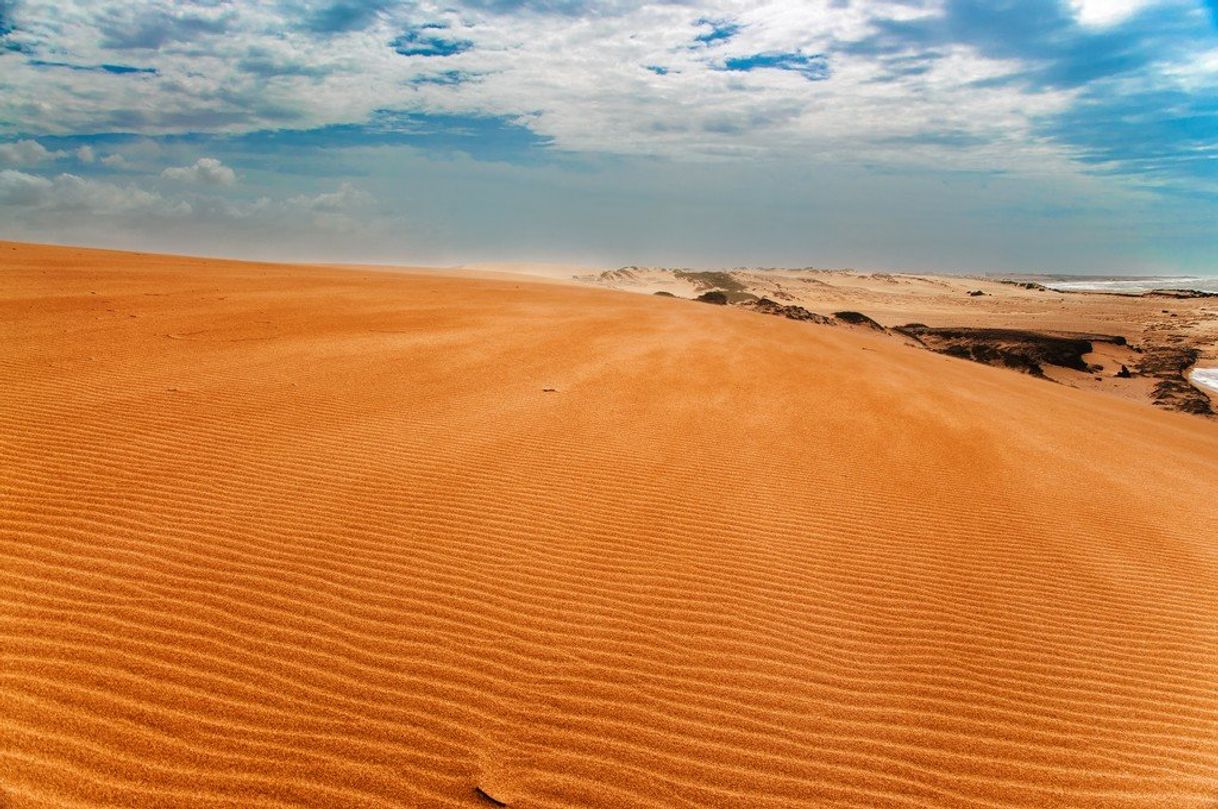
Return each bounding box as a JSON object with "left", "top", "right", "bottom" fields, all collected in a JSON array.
[{"left": 474, "top": 786, "right": 509, "bottom": 806}]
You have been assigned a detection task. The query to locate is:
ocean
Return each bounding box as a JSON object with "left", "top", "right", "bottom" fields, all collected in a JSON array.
[
  {"left": 1191, "top": 367, "right": 1218, "bottom": 394},
  {"left": 1041, "top": 277, "right": 1218, "bottom": 294}
]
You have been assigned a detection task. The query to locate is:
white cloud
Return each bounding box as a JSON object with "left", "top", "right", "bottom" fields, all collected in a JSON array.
[
  {"left": 0, "top": 139, "right": 64, "bottom": 165},
  {"left": 1, "top": 164, "right": 374, "bottom": 233},
  {"left": 0, "top": 0, "right": 1208, "bottom": 195},
  {"left": 0, "top": 169, "right": 189, "bottom": 215},
  {"left": 0, "top": 165, "right": 394, "bottom": 262},
  {"left": 282, "top": 181, "right": 377, "bottom": 234},
  {"left": 0, "top": 0, "right": 1080, "bottom": 174},
  {"left": 1069, "top": 0, "right": 1158, "bottom": 26},
  {"left": 100, "top": 153, "right": 128, "bottom": 167},
  {"left": 0, "top": 169, "right": 54, "bottom": 205},
  {"left": 53, "top": 172, "right": 184, "bottom": 213},
  {"left": 288, "top": 181, "right": 371, "bottom": 213},
  {"left": 75, "top": 145, "right": 96, "bottom": 163},
  {"left": 161, "top": 157, "right": 236, "bottom": 185}
]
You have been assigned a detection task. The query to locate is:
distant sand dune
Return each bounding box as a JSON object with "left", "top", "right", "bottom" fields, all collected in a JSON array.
[{"left": 2, "top": 241, "right": 1217, "bottom": 807}]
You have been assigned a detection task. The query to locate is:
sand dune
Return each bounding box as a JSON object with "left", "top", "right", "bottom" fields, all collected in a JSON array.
[
  {"left": 2, "top": 241, "right": 1218, "bottom": 808},
  {"left": 576, "top": 267, "right": 1218, "bottom": 416}
]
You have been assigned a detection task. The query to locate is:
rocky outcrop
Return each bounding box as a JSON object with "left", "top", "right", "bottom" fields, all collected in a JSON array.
[
  {"left": 1143, "top": 289, "right": 1218, "bottom": 299},
  {"left": 672, "top": 271, "right": 761, "bottom": 303},
  {"left": 696, "top": 290, "right": 729, "bottom": 305},
  {"left": 894, "top": 326, "right": 1126, "bottom": 377},
  {"left": 833, "top": 311, "right": 886, "bottom": 330},
  {"left": 1137, "top": 347, "right": 1214, "bottom": 415},
  {"left": 673, "top": 270, "right": 748, "bottom": 294},
  {"left": 742, "top": 298, "right": 835, "bottom": 325},
  {"left": 653, "top": 291, "right": 676, "bottom": 297}
]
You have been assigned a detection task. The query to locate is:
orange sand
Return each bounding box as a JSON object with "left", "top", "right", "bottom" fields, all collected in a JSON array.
[
  {"left": 2, "top": 241, "right": 1217, "bottom": 808},
  {"left": 577, "top": 267, "right": 1218, "bottom": 413}
]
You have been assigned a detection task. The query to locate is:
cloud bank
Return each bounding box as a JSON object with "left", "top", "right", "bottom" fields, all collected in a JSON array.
[
  {"left": 161, "top": 157, "right": 237, "bottom": 186},
  {"left": 0, "top": 0, "right": 1216, "bottom": 272}
]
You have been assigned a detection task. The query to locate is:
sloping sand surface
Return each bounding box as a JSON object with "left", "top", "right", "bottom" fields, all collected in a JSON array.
[
  {"left": 2, "top": 241, "right": 1218, "bottom": 808},
  {"left": 577, "top": 267, "right": 1218, "bottom": 415}
]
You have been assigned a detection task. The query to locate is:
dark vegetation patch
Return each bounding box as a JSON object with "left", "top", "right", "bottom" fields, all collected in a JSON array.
[{"left": 673, "top": 270, "right": 748, "bottom": 294}]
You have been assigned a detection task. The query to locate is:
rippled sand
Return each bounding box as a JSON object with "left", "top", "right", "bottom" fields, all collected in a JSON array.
[{"left": 2, "top": 241, "right": 1217, "bottom": 808}]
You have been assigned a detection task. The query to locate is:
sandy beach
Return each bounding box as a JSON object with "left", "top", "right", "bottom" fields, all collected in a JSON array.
[{"left": 3, "top": 241, "right": 1218, "bottom": 808}]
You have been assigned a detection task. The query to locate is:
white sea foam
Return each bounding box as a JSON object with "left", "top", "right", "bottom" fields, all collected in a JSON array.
[
  {"left": 1190, "top": 368, "right": 1218, "bottom": 394},
  {"left": 1043, "top": 277, "right": 1218, "bottom": 294}
]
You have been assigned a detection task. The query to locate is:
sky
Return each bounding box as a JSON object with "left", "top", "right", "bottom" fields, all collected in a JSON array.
[{"left": 1, "top": 0, "right": 1216, "bottom": 274}]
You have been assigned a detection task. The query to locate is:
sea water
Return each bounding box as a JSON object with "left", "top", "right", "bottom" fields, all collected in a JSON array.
[
  {"left": 1035, "top": 277, "right": 1218, "bottom": 395},
  {"left": 1190, "top": 367, "right": 1218, "bottom": 394},
  {"left": 1042, "top": 277, "right": 1218, "bottom": 294}
]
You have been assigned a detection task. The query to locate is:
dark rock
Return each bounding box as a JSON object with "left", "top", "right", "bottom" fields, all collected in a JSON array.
[
  {"left": 1137, "top": 346, "right": 1198, "bottom": 377},
  {"left": 1136, "top": 347, "right": 1213, "bottom": 416},
  {"left": 1145, "top": 289, "right": 1218, "bottom": 299},
  {"left": 741, "top": 298, "right": 834, "bottom": 325},
  {"left": 1153, "top": 379, "right": 1214, "bottom": 415},
  {"left": 653, "top": 291, "right": 676, "bottom": 297},
  {"left": 968, "top": 290, "right": 986, "bottom": 297},
  {"left": 474, "top": 786, "right": 509, "bottom": 806},
  {"left": 1115, "top": 365, "right": 1132, "bottom": 378},
  {"left": 833, "top": 311, "right": 886, "bottom": 330},
  {"left": 999, "top": 280, "right": 1051, "bottom": 292},
  {"left": 695, "top": 290, "right": 729, "bottom": 305},
  {"left": 895, "top": 325, "right": 1127, "bottom": 377}
]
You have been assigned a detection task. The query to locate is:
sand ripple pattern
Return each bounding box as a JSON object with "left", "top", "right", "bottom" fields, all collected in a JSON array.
[{"left": 2, "top": 243, "right": 1218, "bottom": 808}]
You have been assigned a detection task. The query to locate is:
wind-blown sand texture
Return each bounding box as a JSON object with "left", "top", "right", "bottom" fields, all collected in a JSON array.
[
  {"left": 577, "top": 267, "right": 1218, "bottom": 414},
  {"left": 2, "top": 241, "right": 1218, "bottom": 808}
]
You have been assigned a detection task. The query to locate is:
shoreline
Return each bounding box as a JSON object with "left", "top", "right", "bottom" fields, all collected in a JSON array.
[
  {"left": 1191, "top": 367, "right": 1218, "bottom": 394},
  {"left": 577, "top": 266, "right": 1218, "bottom": 418}
]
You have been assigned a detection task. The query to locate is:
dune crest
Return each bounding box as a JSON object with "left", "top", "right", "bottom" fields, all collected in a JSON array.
[{"left": 2, "top": 242, "right": 1218, "bottom": 808}]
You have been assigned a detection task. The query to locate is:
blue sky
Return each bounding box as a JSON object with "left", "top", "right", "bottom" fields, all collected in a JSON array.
[{"left": 1, "top": 0, "right": 1216, "bottom": 273}]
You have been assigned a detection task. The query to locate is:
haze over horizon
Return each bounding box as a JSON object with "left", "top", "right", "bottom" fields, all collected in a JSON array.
[{"left": 2, "top": 0, "right": 1217, "bottom": 274}]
